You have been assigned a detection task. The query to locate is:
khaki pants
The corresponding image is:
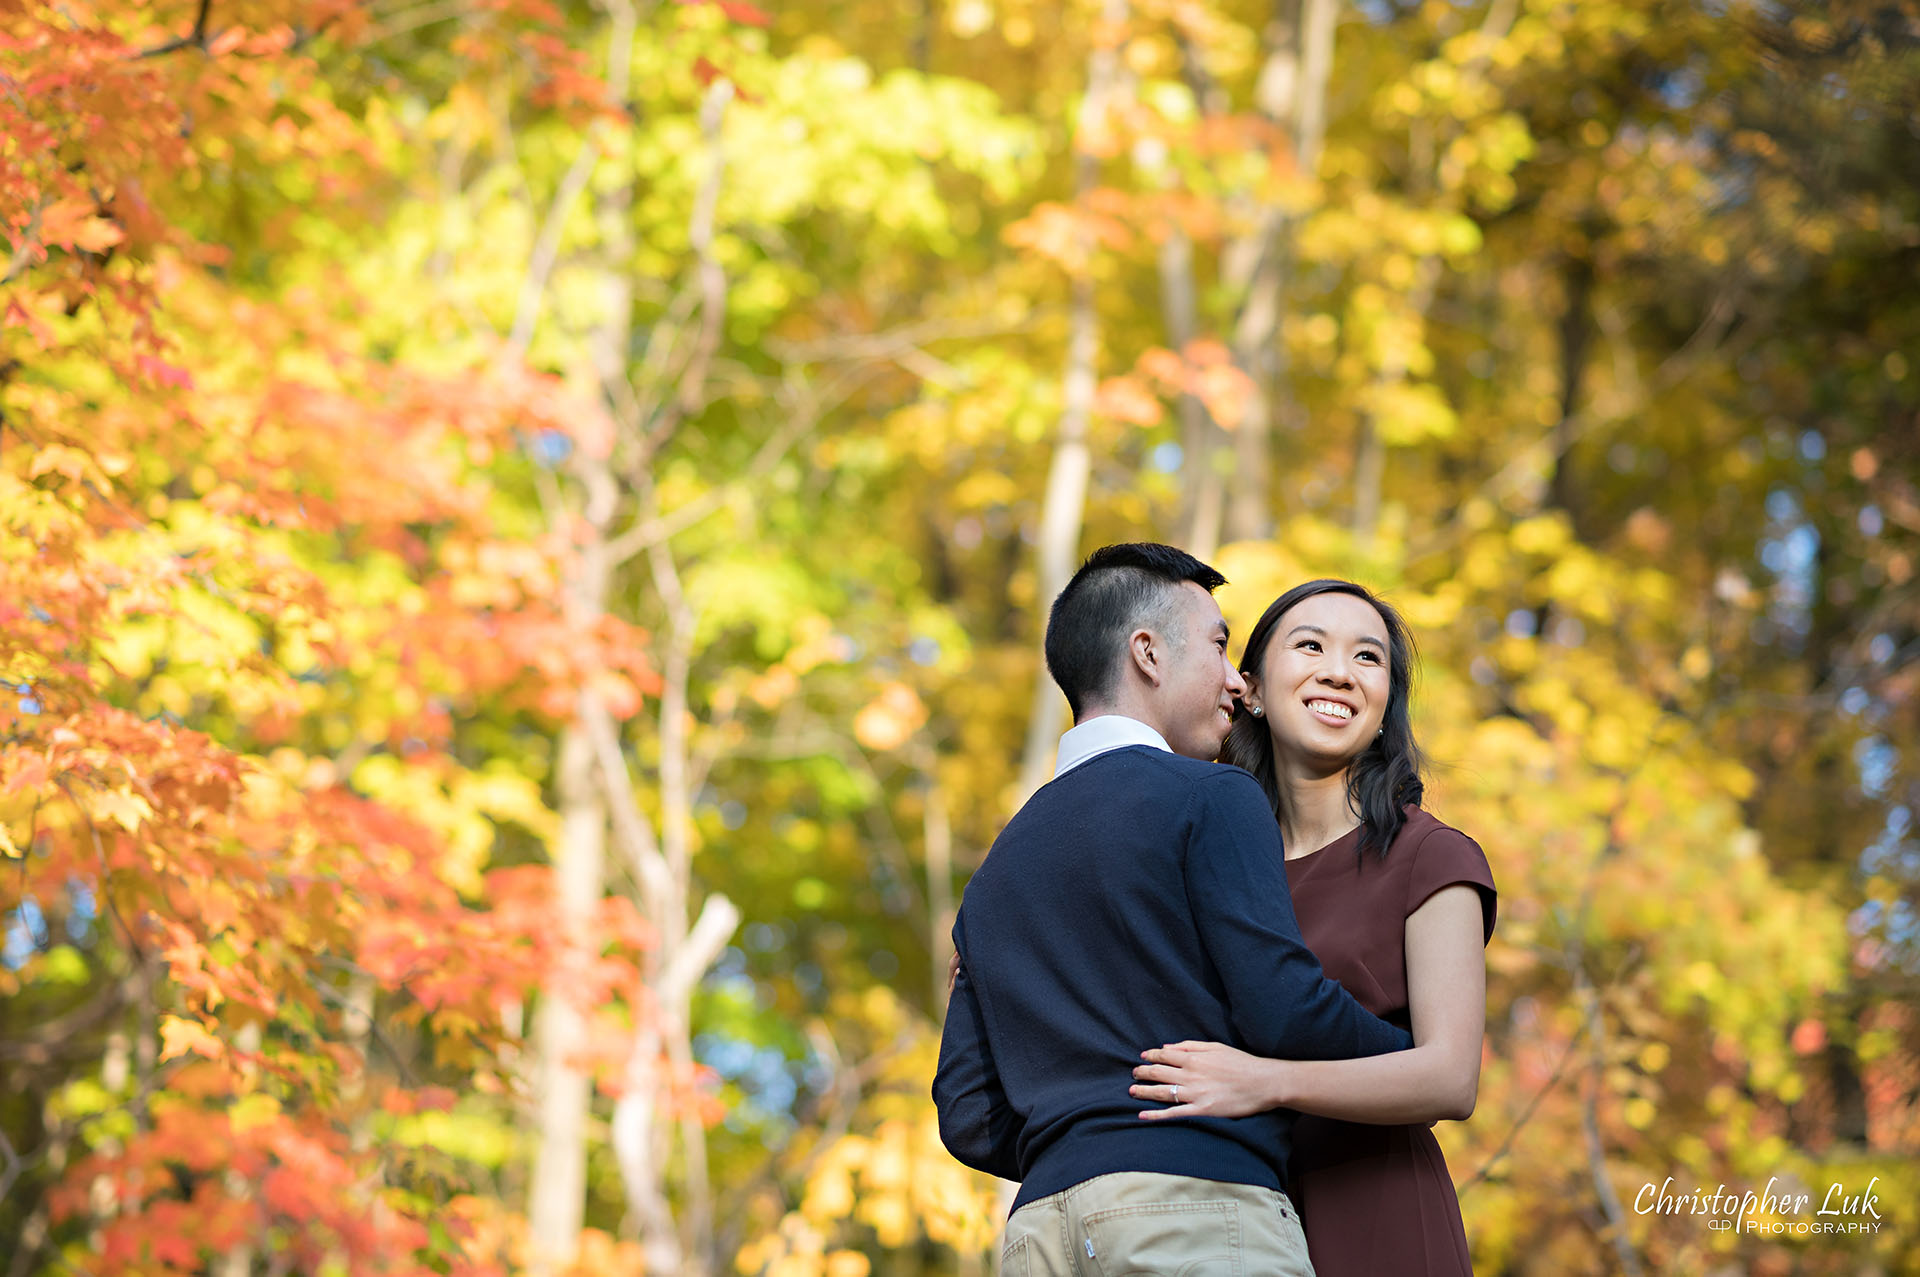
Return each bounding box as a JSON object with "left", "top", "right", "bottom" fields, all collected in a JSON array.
[{"left": 1000, "top": 1171, "right": 1314, "bottom": 1277}]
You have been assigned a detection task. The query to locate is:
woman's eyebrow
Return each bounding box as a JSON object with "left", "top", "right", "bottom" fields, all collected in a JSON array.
[{"left": 1284, "top": 623, "right": 1385, "bottom": 650}]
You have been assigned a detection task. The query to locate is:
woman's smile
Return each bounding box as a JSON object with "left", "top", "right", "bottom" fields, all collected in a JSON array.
[{"left": 1305, "top": 697, "right": 1356, "bottom": 725}]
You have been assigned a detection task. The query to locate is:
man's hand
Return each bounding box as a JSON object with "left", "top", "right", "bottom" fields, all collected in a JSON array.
[
  {"left": 946, "top": 948, "right": 961, "bottom": 996},
  {"left": 1129, "top": 1040, "right": 1283, "bottom": 1120}
]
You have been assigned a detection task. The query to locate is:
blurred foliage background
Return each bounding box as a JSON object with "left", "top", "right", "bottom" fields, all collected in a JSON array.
[{"left": 2, "top": 0, "right": 1918, "bottom": 1273}]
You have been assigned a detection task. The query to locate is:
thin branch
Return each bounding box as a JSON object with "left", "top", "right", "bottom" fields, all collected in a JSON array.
[
  {"left": 505, "top": 139, "right": 601, "bottom": 359},
  {"left": 602, "top": 349, "right": 896, "bottom": 565},
  {"left": 133, "top": 0, "right": 214, "bottom": 58},
  {"left": 51, "top": 776, "right": 148, "bottom": 965},
  {"left": 762, "top": 313, "right": 1034, "bottom": 365},
  {"left": 1455, "top": 1022, "right": 1582, "bottom": 1194},
  {"left": 0, "top": 1127, "right": 27, "bottom": 1205},
  {"left": 2, "top": 201, "right": 47, "bottom": 286},
  {"left": 1576, "top": 952, "right": 1645, "bottom": 1276},
  {"left": 308, "top": 963, "right": 421, "bottom": 1087},
  {"left": 1406, "top": 292, "right": 1770, "bottom": 566},
  {"left": 0, "top": 975, "right": 133, "bottom": 1066},
  {"left": 360, "top": 0, "right": 469, "bottom": 45},
  {"left": 601, "top": 392, "right": 820, "bottom": 564},
  {"left": 579, "top": 690, "right": 673, "bottom": 919},
  {"left": 632, "top": 78, "right": 733, "bottom": 459}
]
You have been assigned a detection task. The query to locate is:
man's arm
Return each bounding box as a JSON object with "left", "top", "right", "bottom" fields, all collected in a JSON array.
[
  {"left": 1184, "top": 771, "right": 1413, "bottom": 1059},
  {"left": 931, "top": 923, "right": 1022, "bottom": 1181}
]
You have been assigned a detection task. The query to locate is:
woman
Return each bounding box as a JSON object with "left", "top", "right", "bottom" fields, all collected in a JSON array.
[{"left": 1127, "top": 578, "right": 1496, "bottom": 1276}]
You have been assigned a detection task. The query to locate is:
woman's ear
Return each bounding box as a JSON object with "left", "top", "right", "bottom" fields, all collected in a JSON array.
[{"left": 1240, "top": 671, "right": 1262, "bottom": 714}]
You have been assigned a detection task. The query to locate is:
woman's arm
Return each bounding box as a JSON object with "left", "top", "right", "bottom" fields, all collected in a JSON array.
[{"left": 1129, "top": 884, "right": 1486, "bottom": 1125}]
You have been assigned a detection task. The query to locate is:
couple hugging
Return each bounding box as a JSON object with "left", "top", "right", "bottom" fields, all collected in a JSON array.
[{"left": 934, "top": 543, "right": 1497, "bottom": 1276}]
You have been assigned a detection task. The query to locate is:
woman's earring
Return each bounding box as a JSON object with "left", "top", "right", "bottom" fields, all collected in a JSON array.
[{"left": 1249, "top": 705, "right": 1263, "bottom": 717}]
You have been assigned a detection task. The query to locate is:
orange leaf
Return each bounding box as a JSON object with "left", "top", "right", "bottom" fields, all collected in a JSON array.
[
  {"left": 853, "top": 683, "right": 927, "bottom": 752},
  {"left": 1092, "top": 375, "right": 1164, "bottom": 427},
  {"left": 1192, "top": 363, "right": 1255, "bottom": 431},
  {"left": 1183, "top": 337, "right": 1232, "bottom": 367},
  {"left": 1136, "top": 347, "right": 1186, "bottom": 386},
  {"left": 34, "top": 197, "right": 123, "bottom": 253}
]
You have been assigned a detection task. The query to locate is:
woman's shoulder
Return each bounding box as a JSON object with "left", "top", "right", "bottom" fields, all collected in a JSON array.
[
  {"left": 1392, "top": 805, "right": 1497, "bottom": 939},
  {"left": 1390, "top": 804, "right": 1478, "bottom": 853}
]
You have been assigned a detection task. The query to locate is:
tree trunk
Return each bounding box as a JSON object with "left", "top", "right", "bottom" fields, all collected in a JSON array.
[
  {"left": 527, "top": 720, "right": 608, "bottom": 1271},
  {"left": 1351, "top": 255, "right": 1440, "bottom": 544},
  {"left": 1155, "top": 189, "right": 1224, "bottom": 558},
  {"left": 218, "top": 1022, "right": 264, "bottom": 1277},
  {"left": 527, "top": 5, "right": 641, "bottom": 1261},
  {"left": 1547, "top": 251, "right": 1595, "bottom": 522},
  {"left": 1351, "top": 0, "right": 1514, "bottom": 546},
  {"left": 922, "top": 770, "right": 958, "bottom": 1017},
  {"left": 1224, "top": 0, "right": 1335, "bottom": 546},
  {"left": 1014, "top": 0, "right": 1130, "bottom": 807},
  {"left": 1575, "top": 957, "right": 1645, "bottom": 1277}
]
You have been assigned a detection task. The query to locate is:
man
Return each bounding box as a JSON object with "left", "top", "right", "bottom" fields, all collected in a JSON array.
[{"left": 933, "top": 542, "right": 1412, "bottom": 1274}]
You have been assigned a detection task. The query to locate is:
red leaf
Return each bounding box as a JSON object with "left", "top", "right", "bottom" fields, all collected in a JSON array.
[
  {"left": 716, "top": 0, "right": 772, "bottom": 24},
  {"left": 135, "top": 353, "right": 195, "bottom": 390},
  {"left": 677, "top": 0, "right": 771, "bottom": 23}
]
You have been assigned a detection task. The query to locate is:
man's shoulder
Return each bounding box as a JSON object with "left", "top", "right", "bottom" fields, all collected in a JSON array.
[
  {"left": 1087, "top": 751, "right": 1273, "bottom": 829},
  {"left": 986, "top": 752, "right": 1265, "bottom": 855},
  {"left": 1071, "top": 746, "right": 1256, "bottom": 786},
  {"left": 1053, "top": 750, "right": 1268, "bottom": 816}
]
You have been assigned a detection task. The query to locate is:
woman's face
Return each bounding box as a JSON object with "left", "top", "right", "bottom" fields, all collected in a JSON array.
[{"left": 1247, "top": 591, "right": 1392, "bottom": 769}]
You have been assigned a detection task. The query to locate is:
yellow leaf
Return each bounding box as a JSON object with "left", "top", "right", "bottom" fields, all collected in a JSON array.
[
  {"left": 94, "top": 790, "right": 153, "bottom": 834},
  {"left": 230, "top": 1092, "right": 281, "bottom": 1134},
  {"left": 158, "top": 1015, "right": 225, "bottom": 1063}
]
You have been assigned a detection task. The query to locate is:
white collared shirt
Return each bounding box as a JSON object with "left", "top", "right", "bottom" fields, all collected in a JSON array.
[{"left": 1053, "top": 714, "right": 1172, "bottom": 777}]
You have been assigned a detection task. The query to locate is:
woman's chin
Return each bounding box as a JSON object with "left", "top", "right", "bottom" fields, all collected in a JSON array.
[{"left": 1275, "top": 742, "right": 1369, "bottom": 774}]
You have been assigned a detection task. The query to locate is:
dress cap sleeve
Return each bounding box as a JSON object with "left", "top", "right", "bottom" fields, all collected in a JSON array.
[{"left": 1404, "top": 822, "right": 1496, "bottom": 945}]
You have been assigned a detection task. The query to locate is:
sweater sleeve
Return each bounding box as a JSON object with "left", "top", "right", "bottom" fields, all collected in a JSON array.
[
  {"left": 932, "top": 915, "right": 1023, "bottom": 1181},
  {"left": 1183, "top": 771, "right": 1414, "bottom": 1060}
]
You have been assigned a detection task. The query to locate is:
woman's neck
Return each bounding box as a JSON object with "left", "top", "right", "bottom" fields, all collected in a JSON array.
[{"left": 1275, "top": 760, "right": 1360, "bottom": 858}]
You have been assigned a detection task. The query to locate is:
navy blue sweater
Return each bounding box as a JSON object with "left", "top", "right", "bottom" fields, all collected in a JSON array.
[{"left": 933, "top": 746, "right": 1413, "bottom": 1210}]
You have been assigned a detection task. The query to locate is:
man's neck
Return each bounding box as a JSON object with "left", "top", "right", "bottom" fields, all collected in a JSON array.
[
  {"left": 1078, "top": 699, "right": 1166, "bottom": 740},
  {"left": 1055, "top": 712, "right": 1173, "bottom": 777}
]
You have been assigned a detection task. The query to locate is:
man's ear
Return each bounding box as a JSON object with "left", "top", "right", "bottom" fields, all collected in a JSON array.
[{"left": 1128, "top": 627, "right": 1161, "bottom": 687}]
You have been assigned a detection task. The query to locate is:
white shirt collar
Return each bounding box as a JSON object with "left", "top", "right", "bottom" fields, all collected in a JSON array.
[{"left": 1054, "top": 714, "right": 1171, "bottom": 777}]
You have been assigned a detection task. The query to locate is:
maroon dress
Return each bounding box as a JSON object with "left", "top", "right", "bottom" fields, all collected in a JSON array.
[{"left": 1283, "top": 807, "right": 1497, "bottom": 1277}]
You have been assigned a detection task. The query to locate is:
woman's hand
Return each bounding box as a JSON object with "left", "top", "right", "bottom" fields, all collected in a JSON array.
[
  {"left": 946, "top": 949, "right": 962, "bottom": 996},
  {"left": 1130, "top": 1041, "right": 1284, "bottom": 1120}
]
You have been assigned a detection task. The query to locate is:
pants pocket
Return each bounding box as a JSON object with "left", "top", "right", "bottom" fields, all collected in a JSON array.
[
  {"left": 1000, "top": 1235, "right": 1031, "bottom": 1277},
  {"left": 1082, "top": 1200, "right": 1241, "bottom": 1277}
]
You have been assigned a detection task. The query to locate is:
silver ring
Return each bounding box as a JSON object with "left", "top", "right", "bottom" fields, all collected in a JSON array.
[{"left": 1171, "top": 1084, "right": 1180, "bottom": 1100}]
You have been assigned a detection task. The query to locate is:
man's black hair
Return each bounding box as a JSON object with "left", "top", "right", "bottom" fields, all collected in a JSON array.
[{"left": 1043, "top": 542, "right": 1228, "bottom": 718}]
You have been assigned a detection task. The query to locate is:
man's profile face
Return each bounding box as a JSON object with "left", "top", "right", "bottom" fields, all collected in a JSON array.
[{"left": 1154, "top": 582, "right": 1247, "bottom": 760}]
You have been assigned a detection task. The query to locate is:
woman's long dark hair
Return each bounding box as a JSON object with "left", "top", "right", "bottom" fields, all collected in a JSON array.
[{"left": 1219, "top": 579, "right": 1426, "bottom": 859}]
